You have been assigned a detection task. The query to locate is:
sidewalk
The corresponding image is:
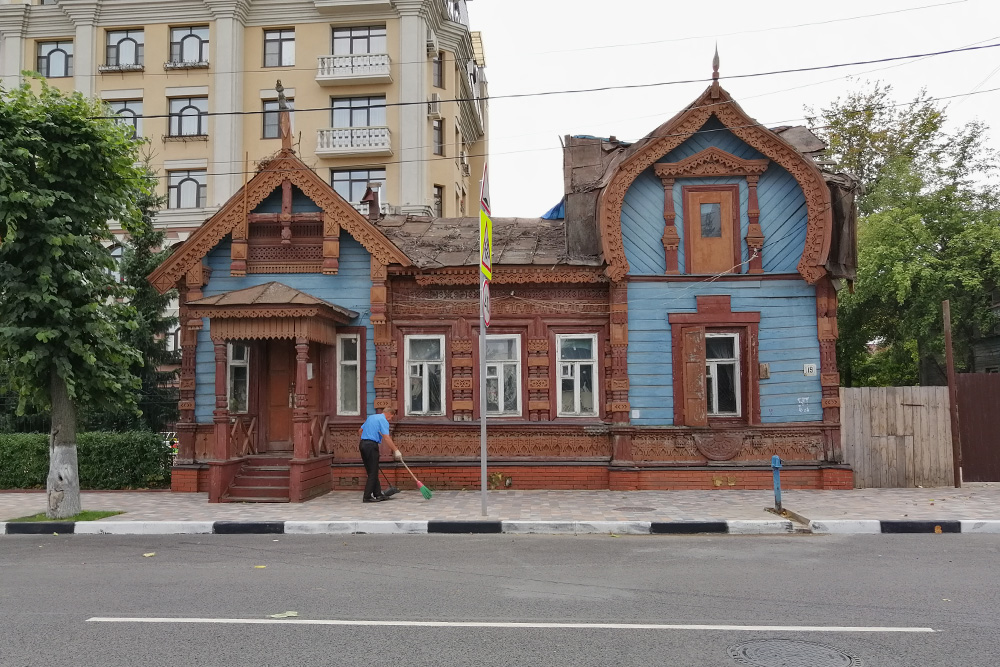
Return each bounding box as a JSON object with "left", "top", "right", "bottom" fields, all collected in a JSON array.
[{"left": 3, "top": 484, "right": 999, "bottom": 535}]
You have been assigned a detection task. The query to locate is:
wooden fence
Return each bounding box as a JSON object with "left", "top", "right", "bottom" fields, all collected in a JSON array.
[{"left": 839, "top": 387, "right": 954, "bottom": 488}]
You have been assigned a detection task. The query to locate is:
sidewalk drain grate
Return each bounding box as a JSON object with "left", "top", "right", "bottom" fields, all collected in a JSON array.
[
  {"left": 728, "top": 639, "right": 861, "bottom": 666},
  {"left": 613, "top": 506, "right": 655, "bottom": 512}
]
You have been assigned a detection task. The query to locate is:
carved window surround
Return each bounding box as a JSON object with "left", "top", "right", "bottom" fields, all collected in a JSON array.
[{"left": 653, "top": 147, "right": 769, "bottom": 275}]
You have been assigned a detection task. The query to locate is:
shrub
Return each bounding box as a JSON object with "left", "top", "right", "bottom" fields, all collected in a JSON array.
[{"left": 0, "top": 431, "right": 172, "bottom": 490}]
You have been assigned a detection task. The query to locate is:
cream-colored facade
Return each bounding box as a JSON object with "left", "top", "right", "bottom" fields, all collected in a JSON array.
[{"left": 0, "top": 0, "right": 488, "bottom": 242}]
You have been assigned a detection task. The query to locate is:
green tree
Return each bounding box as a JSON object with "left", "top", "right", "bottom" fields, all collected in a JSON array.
[
  {"left": 809, "top": 83, "right": 1000, "bottom": 386},
  {"left": 0, "top": 80, "right": 151, "bottom": 517}
]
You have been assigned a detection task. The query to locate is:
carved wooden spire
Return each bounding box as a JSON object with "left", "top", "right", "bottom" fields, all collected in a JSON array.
[
  {"left": 711, "top": 45, "right": 720, "bottom": 99},
  {"left": 276, "top": 79, "right": 292, "bottom": 152}
]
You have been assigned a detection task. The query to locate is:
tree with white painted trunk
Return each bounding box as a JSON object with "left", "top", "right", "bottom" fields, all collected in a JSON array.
[{"left": 0, "top": 79, "right": 151, "bottom": 518}]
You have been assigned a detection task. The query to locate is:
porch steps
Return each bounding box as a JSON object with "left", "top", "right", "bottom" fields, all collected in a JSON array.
[{"left": 221, "top": 454, "right": 293, "bottom": 503}]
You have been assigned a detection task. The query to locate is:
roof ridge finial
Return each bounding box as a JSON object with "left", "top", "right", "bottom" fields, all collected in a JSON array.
[
  {"left": 711, "top": 44, "right": 721, "bottom": 99},
  {"left": 276, "top": 79, "right": 293, "bottom": 152}
]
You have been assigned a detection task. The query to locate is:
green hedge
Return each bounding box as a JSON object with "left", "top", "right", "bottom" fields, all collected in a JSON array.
[{"left": 0, "top": 431, "right": 172, "bottom": 490}]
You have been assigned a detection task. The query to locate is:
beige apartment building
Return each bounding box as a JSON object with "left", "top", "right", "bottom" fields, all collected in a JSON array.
[{"left": 0, "top": 0, "right": 488, "bottom": 243}]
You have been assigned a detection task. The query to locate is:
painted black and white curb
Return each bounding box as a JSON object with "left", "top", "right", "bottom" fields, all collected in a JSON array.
[{"left": 2, "top": 519, "right": 998, "bottom": 536}]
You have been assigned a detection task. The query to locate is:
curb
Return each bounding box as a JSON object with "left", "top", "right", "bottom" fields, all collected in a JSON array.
[{"left": 3, "top": 519, "right": 814, "bottom": 536}]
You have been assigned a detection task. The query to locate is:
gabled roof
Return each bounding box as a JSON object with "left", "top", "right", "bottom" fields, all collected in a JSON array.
[
  {"left": 595, "top": 81, "right": 834, "bottom": 284},
  {"left": 187, "top": 282, "right": 358, "bottom": 323},
  {"left": 148, "top": 148, "right": 411, "bottom": 294}
]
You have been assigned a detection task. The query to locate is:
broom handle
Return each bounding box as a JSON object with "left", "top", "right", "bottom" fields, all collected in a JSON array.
[{"left": 397, "top": 456, "right": 421, "bottom": 485}]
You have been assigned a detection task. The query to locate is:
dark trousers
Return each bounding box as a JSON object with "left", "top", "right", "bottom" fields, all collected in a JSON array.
[{"left": 359, "top": 439, "right": 382, "bottom": 499}]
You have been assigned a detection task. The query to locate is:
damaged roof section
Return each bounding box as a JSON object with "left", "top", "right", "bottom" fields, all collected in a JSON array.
[{"left": 375, "top": 214, "right": 599, "bottom": 269}]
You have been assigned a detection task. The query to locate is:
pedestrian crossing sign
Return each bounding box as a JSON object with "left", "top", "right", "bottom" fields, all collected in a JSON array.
[{"left": 480, "top": 210, "right": 492, "bottom": 281}]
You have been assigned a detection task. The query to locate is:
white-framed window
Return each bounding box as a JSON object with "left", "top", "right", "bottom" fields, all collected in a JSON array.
[
  {"left": 557, "top": 334, "right": 597, "bottom": 417},
  {"left": 168, "top": 97, "right": 208, "bottom": 136},
  {"left": 332, "top": 96, "right": 386, "bottom": 128},
  {"left": 108, "top": 245, "right": 123, "bottom": 283},
  {"left": 705, "top": 333, "right": 741, "bottom": 416},
  {"left": 167, "top": 169, "right": 207, "bottom": 209},
  {"left": 332, "top": 25, "right": 386, "bottom": 55},
  {"left": 405, "top": 335, "right": 444, "bottom": 416},
  {"left": 170, "top": 26, "right": 209, "bottom": 64},
  {"left": 227, "top": 342, "right": 250, "bottom": 413},
  {"left": 331, "top": 168, "right": 386, "bottom": 204},
  {"left": 105, "top": 29, "right": 143, "bottom": 67},
  {"left": 108, "top": 99, "right": 142, "bottom": 137},
  {"left": 36, "top": 40, "right": 73, "bottom": 78},
  {"left": 263, "top": 28, "right": 295, "bottom": 67},
  {"left": 262, "top": 98, "right": 294, "bottom": 138},
  {"left": 485, "top": 334, "right": 521, "bottom": 416},
  {"left": 337, "top": 333, "right": 361, "bottom": 416}
]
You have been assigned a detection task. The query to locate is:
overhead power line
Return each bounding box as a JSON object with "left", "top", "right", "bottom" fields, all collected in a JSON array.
[{"left": 88, "top": 41, "right": 1000, "bottom": 122}]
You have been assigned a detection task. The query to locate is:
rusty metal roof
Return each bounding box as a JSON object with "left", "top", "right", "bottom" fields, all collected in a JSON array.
[{"left": 375, "top": 215, "right": 599, "bottom": 269}]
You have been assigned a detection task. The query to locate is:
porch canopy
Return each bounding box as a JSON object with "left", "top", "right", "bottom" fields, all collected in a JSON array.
[{"left": 186, "top": 281, "right": 358, "bottom": 343}]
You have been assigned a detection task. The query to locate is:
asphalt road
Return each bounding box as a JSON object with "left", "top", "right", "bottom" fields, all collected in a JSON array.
[{"left": 1, "top": 533, "right": 998, "bottom": 666}]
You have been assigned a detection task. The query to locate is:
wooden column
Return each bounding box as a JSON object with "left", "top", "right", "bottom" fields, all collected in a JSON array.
[
  {"left": 451, "top": 318, "right": 474, "bottom": 420},
  {"left": 322, "top": 212, "right": 340, "bottom": 275},
  {"left": 659, "top": 177, "right": 680, "bottom": 274},
  {"left": 212, "top": 340, "right": 230, "bottom": 461},
  {"left": 292, "top": 336, "right": 311, "bottom": 459},
  {"left": 744, "top": 175, "right": 765, "bottom": 273},
  {"left": 175, "top": 290, "right": 197, "bottom": 464},
  {"left": 371, "top": 261, "right": 393, "bottom": 412},
  {"left": 280, "top": 179, "right": 293, "bottom": 244},
  {"left": 527, "top": 317, "right": 550, "bottom": 421},
  {"left": 815, "top": 276, "right": 842, "bottom": 461},
  {"left": 609, "top": 282, "right": 633, "bottom": 461}
]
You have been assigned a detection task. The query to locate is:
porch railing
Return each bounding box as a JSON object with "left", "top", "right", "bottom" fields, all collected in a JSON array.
[
  {"left": 230, "top": 415, "right": 258, "bottom": 457},
  {"left": 310, "top": 414, "right": 332, "bottom": 457}
]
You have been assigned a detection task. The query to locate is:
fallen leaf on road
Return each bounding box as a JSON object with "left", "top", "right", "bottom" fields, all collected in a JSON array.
[
  {"left": 255, "top": 565, "right": 267, "bottom": 569},
  {"left": 143, "top": 552, "right": 156, "bottom": 558},
  {"left": 609, "top": 533, "right": 620, "bottom": 538},
  {"left": 269, "top": 611, "right": 299, "bottom": 619}
]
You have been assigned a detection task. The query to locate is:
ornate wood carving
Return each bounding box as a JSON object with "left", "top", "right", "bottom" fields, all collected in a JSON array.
[
  {"left": 322, "top": 213, "right": 340, "bottom": 275},
  {"left": 653, "top": 146, "right": 769, "bottom": 180},
  {"left": 609, "top": 282, "right": 630, "bottom": 426},
  {"left": 815, "top": 276, "right": 841, "bottom": 426},
  {"left": 658, "top": 176, "right": 680, "bottom": 274},
  {"left": 596, "top": 86, "right": 832, "bottom": 284},
  {"left": 630, "top": 426, "right": 828, "bottom": 463},
  {"left": 409, "top": 266, "right": 609, "bottom": 286},
  {"left": 175, "top": 293, "right": 198, "bottom": 464},
  {"left": 744, "top": 175, "right": 765, "bottom": 273},
  {"left": 212, "top": 341, "right": 230, "bottom": 461},
  {"left": 207, "top": 317, "right": 336, "bottom": 346},
  {"left": 148, "top": 152, "right": 410, "bottom": 294}
]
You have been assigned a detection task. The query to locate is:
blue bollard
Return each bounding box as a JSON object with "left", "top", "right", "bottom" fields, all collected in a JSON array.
[{"left": 771, "top": 455, "right": 783, "bottom": 513}]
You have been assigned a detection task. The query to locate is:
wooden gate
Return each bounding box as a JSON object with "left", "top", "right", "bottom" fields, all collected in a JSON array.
[
  {"left": 840, "top": 387, "right": 953, "bottom": 488},
  {"left": 956, "top": 374, "right": 1000, "bottom": 482}
]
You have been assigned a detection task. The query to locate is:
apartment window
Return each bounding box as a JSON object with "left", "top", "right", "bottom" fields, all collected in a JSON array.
[
  {"left": 105, "top": 29, "right": 143, "bottom": 67},
  {"left": 170, "top": 26, "right": 209, "bottom": 64},
  {"left": 433, "top": 185, "right": 444, "bottom": 217},
  {"left": 262, "top": 98, "right": 293, "bottom": 138},
  {"left": 168, "top": 97, "right": 208, "bottom": 136},
  {"left": 557, "top": 334, "right": 597, "bottom": 417},
  {"left": 485, "top": 335, "right": 521, "bottom": 416},
  {"left": 36, "top": 41, "right": 72, "bottom": 78},
  {"left": 108, "top": 100, "right": 143, "bottom": 137},
  {"left": 263, "top": 29, "right": 294, "bottom": 67},
  {"left": 332, "top": 25, "right": 386, "bottom": 55},
  {"left": 108, "top": 245, "right": 123, "bottom": 283},
  {"left": 332, "top": 96, "right": 386, "bottom": 128},
  {"left": 432, "top": 50, "right": 444, "bottom": 88},
  {"left": 705, "top": 333, "right": 741, "bottom": 416},
  {"left": 167, "top": 170, "right": 207, "bottom": 209},
  {"left": 227, "top": 343, "right": 250, "bottom": 414},
  {"left": 332, "top": 169, "right": 386, "bottom": 203},
  {"left": 432, "top": 119, "right": 444, "bottom": 156},
  {"left": 337, "top": 333, "right": 361, "bottom": 416},
  {"left": 405, "top": 335, "right": 444, "bottom": 416}
]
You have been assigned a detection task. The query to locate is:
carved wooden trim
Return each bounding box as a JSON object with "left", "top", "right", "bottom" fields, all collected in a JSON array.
[
  {"left": 408, "top": 266, "right": 609, "bottom": 286},
  {"left": 653, "top": 146, "right": 769, "bottom": 179},
  {"left": 207, "top": 317, "right": 336, "bottom": 346},
  {"left": 745, "top": 175, "right": 764, "bottom": 273},
  {"left": 149, "top": 151, "right": 410, "bottom": 294},
  {"left": 596, "top": 86, "right": 832, "bottom": 284}
]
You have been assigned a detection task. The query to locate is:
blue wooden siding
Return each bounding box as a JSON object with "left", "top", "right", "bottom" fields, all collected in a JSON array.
[
  {"left": 621, "top": 116, "right": 807, "bottom": 276},
  {"left": 194, "top": 232, "right": 373, "bottom": 423},
  {"left": 627, "top": 280, "right": 822, "bottom": 425}
]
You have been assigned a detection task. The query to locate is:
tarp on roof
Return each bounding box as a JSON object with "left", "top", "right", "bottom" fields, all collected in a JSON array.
[{"left": 541, "top": 198, "right": 565, "bottom": 220}]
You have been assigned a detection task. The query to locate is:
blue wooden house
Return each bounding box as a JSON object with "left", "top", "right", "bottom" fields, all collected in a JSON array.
[{"left": 151, "top": 69, "right": 855, "bottom": 502}]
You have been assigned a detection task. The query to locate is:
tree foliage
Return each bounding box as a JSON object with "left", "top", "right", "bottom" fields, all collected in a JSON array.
[{"left": 809, "top": 83, "right": 1000, "bottom": 386}]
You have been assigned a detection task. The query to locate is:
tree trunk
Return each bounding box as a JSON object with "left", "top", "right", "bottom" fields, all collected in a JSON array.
[{"left": 47, "top": 371, "right": 81, "bottom": 519}]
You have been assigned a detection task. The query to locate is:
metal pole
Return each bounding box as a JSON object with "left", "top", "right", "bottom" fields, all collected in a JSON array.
[
  {"left": 480, "top": 272, "right": 488, "bottom": 515},
  {"left": 771, "top": 455, "right": 782, "bottom": 513},
  {"left": 942, "top": 300, "right": 962, "bottom": 488}
]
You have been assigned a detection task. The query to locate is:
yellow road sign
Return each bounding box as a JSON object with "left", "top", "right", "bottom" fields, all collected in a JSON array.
[{"left": 479, "top": 210, "right": 493, "bottom": 281}]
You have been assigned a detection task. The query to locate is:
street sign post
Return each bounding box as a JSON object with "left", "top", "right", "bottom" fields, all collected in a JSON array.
[{"left": 479, "top": 167, "right": 491, "bottom": 517}]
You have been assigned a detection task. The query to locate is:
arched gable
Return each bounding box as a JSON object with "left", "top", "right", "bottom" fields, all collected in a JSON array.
[
  {"left": 597, "top": 85, "right": 832, "bottom": 283},
  {"left": 149, "top": 150, "right": 410, "bottom": 293}
]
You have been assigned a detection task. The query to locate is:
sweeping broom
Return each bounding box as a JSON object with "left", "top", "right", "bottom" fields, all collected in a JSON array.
[{"left": 396, "top": 453, "right": 433, "bottom": 499}]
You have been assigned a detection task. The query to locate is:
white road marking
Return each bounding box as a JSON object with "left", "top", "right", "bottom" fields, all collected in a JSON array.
[{"left": 86, "top": 618, "right": 934, "bottom": 632}]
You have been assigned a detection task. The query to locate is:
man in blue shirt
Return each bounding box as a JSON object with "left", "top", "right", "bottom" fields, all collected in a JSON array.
[{"left": 358, "top": 407, "right": 400, "bottom": 503}]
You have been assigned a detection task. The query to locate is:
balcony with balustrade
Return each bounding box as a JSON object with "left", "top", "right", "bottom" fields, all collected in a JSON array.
[
  {"left": 316, "top": 127, "right": 392, "bottom": 157},
  {"left": 316, "top": 54, "right": 392, "bottom": 86}
]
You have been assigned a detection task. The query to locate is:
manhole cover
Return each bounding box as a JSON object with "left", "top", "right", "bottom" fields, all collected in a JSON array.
[
  {"left": 729, "top": 639, "right": 861, "bottom": 666},
  {"left": 613, "top": 506, "right": 655, "bottom": 512}
]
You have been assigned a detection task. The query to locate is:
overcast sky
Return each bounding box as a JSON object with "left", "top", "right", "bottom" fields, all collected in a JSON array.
[{"left": 466, "top": 0, "right": 1000, "bottom": 217}]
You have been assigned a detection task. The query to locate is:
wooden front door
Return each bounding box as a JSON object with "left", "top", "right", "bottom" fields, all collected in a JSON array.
[
  {"left": 265, "top": 340, "right": 294, "bottom": 452},
  {"left": 683, "top": 185, "right": 740, "bottom": 275}
]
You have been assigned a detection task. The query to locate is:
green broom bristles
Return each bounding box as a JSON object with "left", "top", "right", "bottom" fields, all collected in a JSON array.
[{"left": 417, "top": 481, "right": 433, "bottom": 499}]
